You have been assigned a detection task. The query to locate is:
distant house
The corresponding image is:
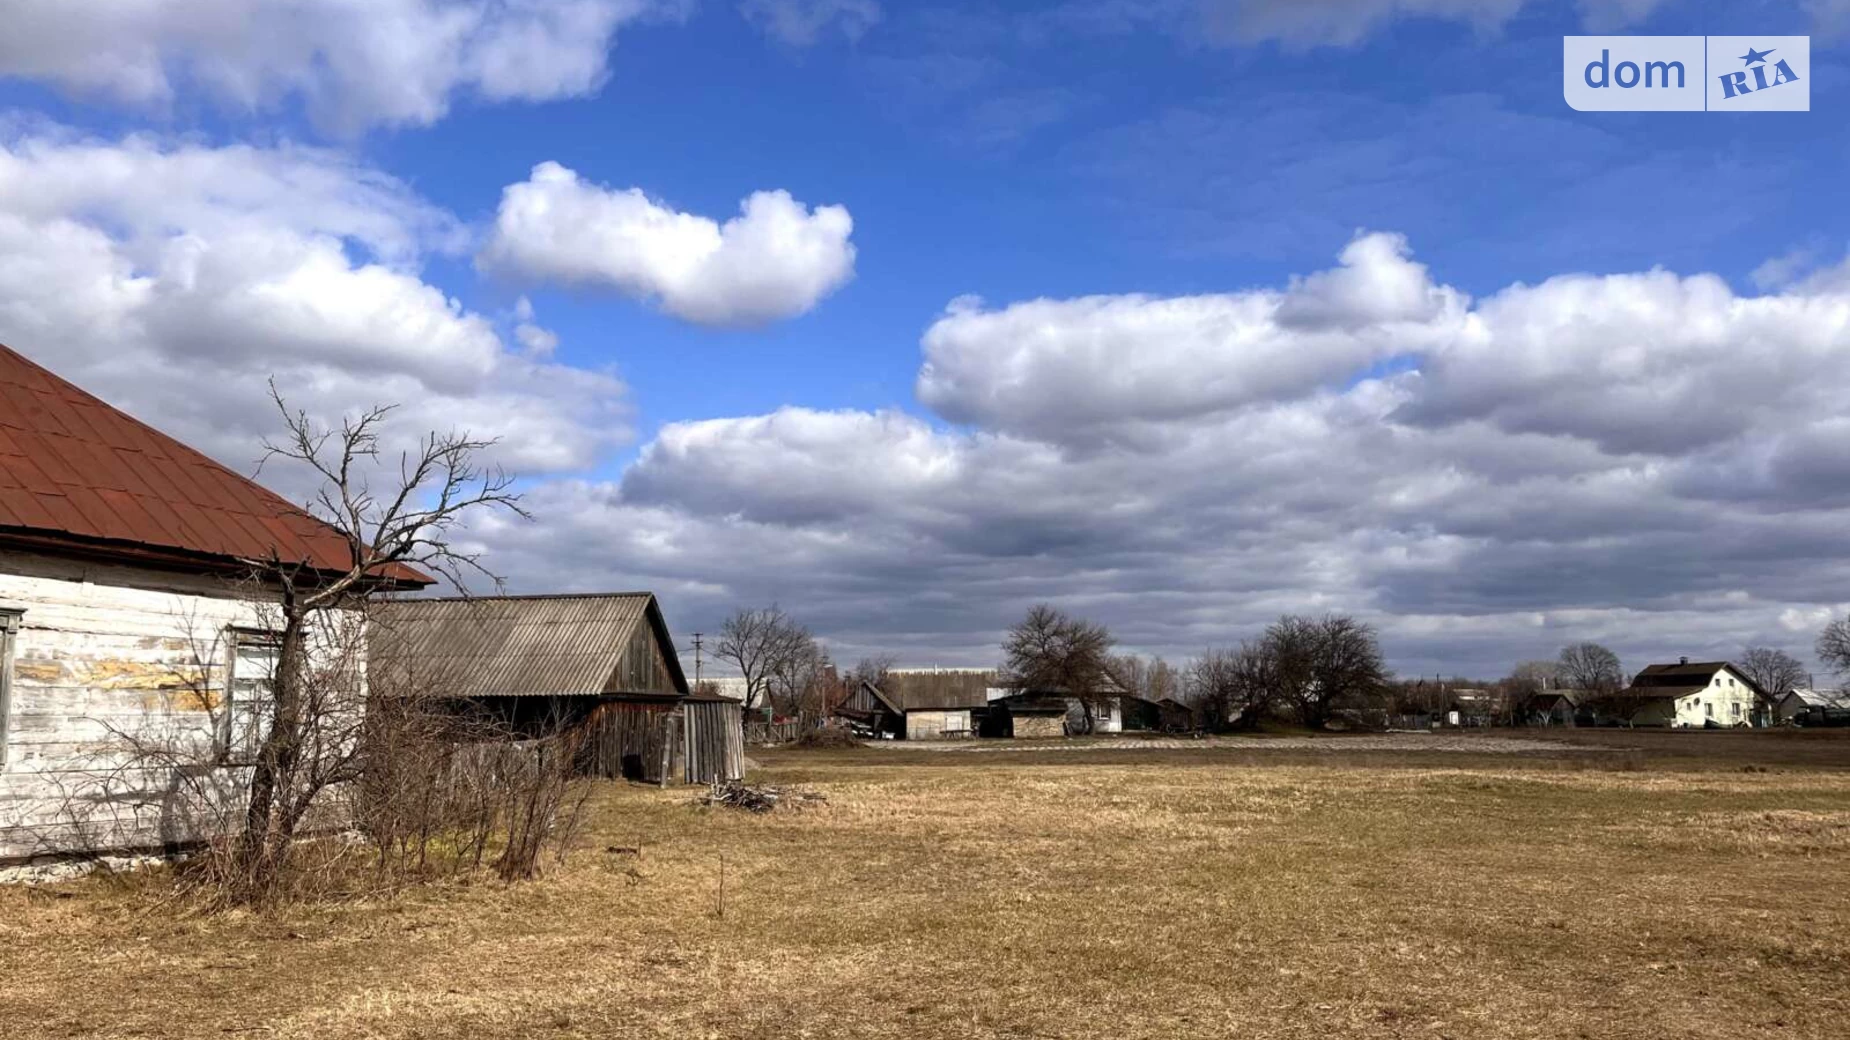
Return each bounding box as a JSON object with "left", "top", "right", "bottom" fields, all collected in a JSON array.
[
  {"left": 0, "top": 343, "right": 434, "bottom": 865},
  {"left": 1155, "top": 697, "right": 1197, "bottom": 733},
  {"left": 1601, "top": 659, "right": 1762, "bottom": 728},
  {"left": 1777, "top": 687, "right": 1850, "bottom": 725},
  {"left": 981, "top": 695, "right": 1070, "bottom": 738},
  {"left": 834, "top": 669, "right": 992, "bottom": 740},
  {"left": 1521, "top": 689, "right": 1583, "bottom": 727},
  {"left": 986, "top": 682, "right": 1161, "bottom": 737},
  {"left": 372, "top": 594, "right": 742, "bottom": 784}
]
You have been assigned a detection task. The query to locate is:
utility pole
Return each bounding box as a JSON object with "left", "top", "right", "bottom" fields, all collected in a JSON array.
[{"left": 692, "top": 632, "right": 704, "bottom": 686}]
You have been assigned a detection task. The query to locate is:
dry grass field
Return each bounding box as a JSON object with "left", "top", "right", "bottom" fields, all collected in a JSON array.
[{"left": 4, "top": 734, "right": 1850, "bottom": 1039}]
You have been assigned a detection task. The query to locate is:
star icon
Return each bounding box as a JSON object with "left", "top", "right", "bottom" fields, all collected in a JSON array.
[{"left": 1740, "top": 46, "right": 1775, "bottom": 66}]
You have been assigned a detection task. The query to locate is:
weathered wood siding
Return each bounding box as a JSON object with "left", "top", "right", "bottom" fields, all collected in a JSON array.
[
  {"left": 0, "top": 551, "right": 281, "bottom": 862},
  {"left": 683, "top": 700, "right": 743, "bottom": 783},
  {"left": 607, "top": 618, "right": 679, "bottom": 695},
  {"left": 582, "top": 700, "right": 678, "bottom": 783}
]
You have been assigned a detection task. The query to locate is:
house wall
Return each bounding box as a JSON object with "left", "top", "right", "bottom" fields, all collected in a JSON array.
[
  {"left": 1011, "top": 714, "right": 1066, "bottom": 739},
  {"left": 905, "top": 709, "right": 972, "bottom": 740},
  {"left": 1064, "top": 698, "right": 1121, "bottom": 734},
  {"left": 0, "top": 550, "right": 286, "bottom": 863},
  {"left": 1671, "top": 669, "right": 1757, "bottom": 727}
]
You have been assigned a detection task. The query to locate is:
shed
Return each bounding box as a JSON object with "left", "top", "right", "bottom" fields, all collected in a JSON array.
[
  {"left": 372, "top": 593, "right": 742, "bottom": 784},
  {"left": 982, "top": 695, "right": 1070, "bottom": 739},
  {"left": 1778, "top": 687, "right": 1850, "bottom": 726},
  {"left": 1522, "top": 690, "right": 1583, "bottom": 727},
  {"left": 1155, "top": 697, "right": 1197, "bottom": 733},
  {"left": 833, "top": 670, "right": 989, "bottom": 740}
]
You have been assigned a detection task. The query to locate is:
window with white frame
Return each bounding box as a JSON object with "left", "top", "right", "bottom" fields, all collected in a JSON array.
[
  {"left": 225, "top": 629, "right": 281, "bottom": 762},
  {"left": 0, "top": 610, "right": 21, "bottom": 769}
]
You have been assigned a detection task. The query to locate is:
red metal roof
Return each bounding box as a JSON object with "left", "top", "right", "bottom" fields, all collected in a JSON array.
[{"left": 0, "top": 343, "right": 431, "bottom": 586}]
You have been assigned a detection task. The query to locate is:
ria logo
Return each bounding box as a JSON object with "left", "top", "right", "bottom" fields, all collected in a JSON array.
[
  {"left": 1564, "top": 36, "right": 1809, "bottom": 112},
  {"left": 1718, "top": 45, "right": 1800, "bottom": 100}
]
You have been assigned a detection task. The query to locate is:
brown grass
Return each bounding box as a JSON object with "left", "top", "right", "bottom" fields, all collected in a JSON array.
[{"left": 3, "top": 742, "right": 1849, "bottom": 1038}]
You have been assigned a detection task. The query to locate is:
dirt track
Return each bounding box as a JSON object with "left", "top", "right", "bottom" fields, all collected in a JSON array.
[{"left": 863, "top": 732, "right": 1615, "bottom": 754}]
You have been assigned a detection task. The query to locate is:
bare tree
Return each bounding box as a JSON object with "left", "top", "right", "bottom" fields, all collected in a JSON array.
[
  {"left": 1738, "top": 646, "right": 1806, "bottom": 722},
  {"left": 1002, "top": 605, "right": 1115, "bottom": 733},
  {"left": 715, "top": 606, "right": 814, "bottom": 712},
  {"left": 224, "top": 389, "right": 527, "bottom": 902},
  {"left": 1187, "top": 644, "right": 1277, "bottom": 731},
  {"left": 768, "top": 642, "right": 837, "bottom": 720},
  {"left": 848, "top": 654, "right": 896, "bottom": 691},
  {"left": 1818, "top": 617, "right": 1850, "bottom": 679},
  {"left": 1509, "top": 660, "right": 1560, "bottom": 692},
  {"left": 1501, "top": 660, "right": 1562, "bottom": 723},
  {"left": 1269, "top": 615, "right": 1389, "bottom": 730},
  {"left": 1110, "top": 654, "right": 1180, "bottom": 704},
  {"left": 1557, "top": 642, "right": 1623, "bottom": 696}
]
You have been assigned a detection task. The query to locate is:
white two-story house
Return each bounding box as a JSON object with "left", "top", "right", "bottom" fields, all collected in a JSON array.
[{"left": 1617, "top": 658, "right": 1763, "bottom": 728}]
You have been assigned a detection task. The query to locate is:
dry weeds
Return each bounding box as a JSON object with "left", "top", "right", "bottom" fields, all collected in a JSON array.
[{"left": 3, "top": 752, "right": 1847, "bottom": 1038}]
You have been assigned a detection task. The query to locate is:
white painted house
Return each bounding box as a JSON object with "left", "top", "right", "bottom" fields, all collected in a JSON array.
[
  {"left": 0, "top": 343, "right": 431, "bottom": 866},
  {"left": 1616, "top": 659, "right": 1762, "bottom": 728}
]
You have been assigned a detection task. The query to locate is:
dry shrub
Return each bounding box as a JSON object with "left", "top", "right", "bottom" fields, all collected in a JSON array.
[
  {"left": 793, "top": 727, "right": 863, "bottom": 749},
  {"left": 353, "top": 699, "right": 592, "bottom": 884}
]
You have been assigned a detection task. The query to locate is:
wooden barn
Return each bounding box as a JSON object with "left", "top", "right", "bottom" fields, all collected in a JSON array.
[
  {"left": 833, "top": 669, "right": 991, "bottom": 740},
  {"left": 372, "top": 594, "right": 743, "bottom": 785}
]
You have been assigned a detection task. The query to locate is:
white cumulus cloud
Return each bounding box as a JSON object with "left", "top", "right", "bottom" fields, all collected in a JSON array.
[
  {"left": 480, "top": 161, "right": 857, "bottom": 328},
  {"left": 916, "top": 231, "right": 1463, "bottom": 442},
  {"left": 458, "top": 233, "right": 1850, "bottom": 679},
  {"left": 0, "top": 129, "right": 629, "bottom": 479},
  {"left": 0, "top": 0, "right": 657, "bottom": 134}
]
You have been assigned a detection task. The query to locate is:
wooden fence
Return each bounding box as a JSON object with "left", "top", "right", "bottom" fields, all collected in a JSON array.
[{"left": 745, "top": 721, "right": 803, "bottom": 746}]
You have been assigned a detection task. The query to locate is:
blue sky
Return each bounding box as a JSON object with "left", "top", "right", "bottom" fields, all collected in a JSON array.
[{"left": 3, "top": 0, "right": 1850, "bottom": 678}]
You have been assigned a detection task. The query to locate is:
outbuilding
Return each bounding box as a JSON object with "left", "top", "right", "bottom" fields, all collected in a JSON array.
[{"left": 372, "top": 593, "right": 743, "bottom": 784}]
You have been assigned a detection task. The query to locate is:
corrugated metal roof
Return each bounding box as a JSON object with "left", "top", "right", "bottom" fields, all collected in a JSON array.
[
  {"left": 372, "top": 593, "right": 689, "bottom": 698},
  {"left": 0, "top": 342, "right": 430, "bottom": 585},
  {"left": 1784, "top": 687, "right": 1850, "bottom": 710}
]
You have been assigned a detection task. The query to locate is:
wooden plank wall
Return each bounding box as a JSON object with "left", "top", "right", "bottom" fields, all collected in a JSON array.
[
  {"left": 582, "top": 700, "right": 676, "bottom": 783},
  {"left": 684, "top": 700, "right": 743, "bottom": 783},
  {"left": 610, "top": 617, "right": 678, "bottom": 694}
]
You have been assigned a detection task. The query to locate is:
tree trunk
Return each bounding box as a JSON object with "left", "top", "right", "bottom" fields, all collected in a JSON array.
[{"left": 237, "top": 605, "right": 307, "bottom": 902}]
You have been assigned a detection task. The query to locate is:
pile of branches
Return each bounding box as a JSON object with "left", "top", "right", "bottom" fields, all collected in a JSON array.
[{"left": 700, "top": 779, "right": 827, "bottom": 814}]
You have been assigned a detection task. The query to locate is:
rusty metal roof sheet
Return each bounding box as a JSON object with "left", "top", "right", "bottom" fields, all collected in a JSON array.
[
  {"left": 372, "top": 593, "right": 689, "bottom": 698},
  {"left": 0, "top": 342, "right": 430, "bottom": 585}
]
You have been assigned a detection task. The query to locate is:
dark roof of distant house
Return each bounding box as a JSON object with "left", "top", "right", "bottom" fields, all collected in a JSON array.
[
  {"left": 372, "top": 593, "right": 688, "bottom": 698},
  {"left": 0, "top": 343, "right": 430, "bottom": 586},
  {"left": 1627, "top": 660, "right": 1762, "bottom": 699}
]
